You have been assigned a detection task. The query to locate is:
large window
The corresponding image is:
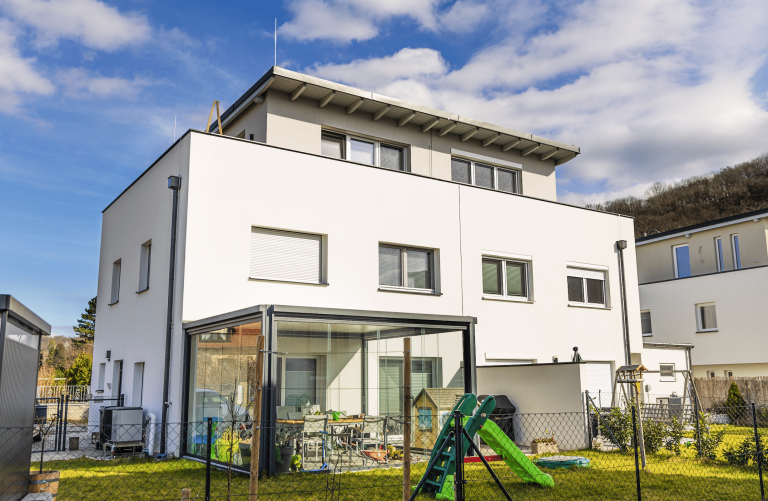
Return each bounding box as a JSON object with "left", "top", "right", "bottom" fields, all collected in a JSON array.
[
  {"left": 567, "top": 267, "right": 607, "bottom": 307},
  {"left": 321, "top": 130, "right": 406, "bottom": 171},
  {"left": 673, "top": 244, "right": 691, "bottom": 278},
  {"left": 715, "top": 237, "right": 724, "bottom": 272},
  {"left": 482, "top": 257, "right": 529, "bottom": 300},
  {"left": 450, "top": 157, "right": 520, "bottom": 194},
  {"left": 379, "top": 245, "right": 434, "bottom": 292},
  {"left": 732, "top": 234, "right": 741, "bottom": 269},
  {"left": 250, "top": 227, "right": 323, "bottom": 284},
  {"left": 696, "top": 303, "right": 717, "bottom": 332},
  {"left": 641, "top": 310, "right": 653, "bottom": 336}
]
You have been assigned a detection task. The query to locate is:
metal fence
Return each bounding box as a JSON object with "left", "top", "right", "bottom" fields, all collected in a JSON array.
[
  {"left": 32, "top": 394, "right": 122, "bottom": 454},
  {"left": 3, "top": 402, "right": 767, "bottom": 500},
  {"left": 36, "top": 385, "right": 91, "bottom": 400}
]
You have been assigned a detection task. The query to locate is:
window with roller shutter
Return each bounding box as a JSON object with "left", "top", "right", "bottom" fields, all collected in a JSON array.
[{"left": 250, "top": 227, "right": 323, "bottom": 284}]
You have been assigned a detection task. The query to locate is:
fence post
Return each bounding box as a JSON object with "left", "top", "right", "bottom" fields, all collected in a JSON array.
[
  {"left": 631, "top": 406, "right": 641, "bottom": 501},
  {"left": 585, "top": 391, "right": 592, "bottom": 448},
  {"left": 403, "top": 337, "right": 411, "bottom": 501},
  {"left": 205, "top": 417, "right": 212, "bottom": 501},
  {"left": 694, "top": 391, "right": 702, "bottom": 458},
  {"left": 453, "top": 409, "right": 465, "bottom": 501},
  {"left": 752, "top": 403, "right": 765, "bottom": 501},
  {"left": 62, "top": 394, "right": 70, "bottom": 451},
  {"left": 249, "top": 335, "right": 265, "bottom": 501},
  {"left": 55, "top": 395, "right": 63, "bottom": 452}
]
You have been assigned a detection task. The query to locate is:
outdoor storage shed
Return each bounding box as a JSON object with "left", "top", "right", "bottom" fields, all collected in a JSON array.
[{"left": 0, "top": 295, "right": 51, "bottom": 501}]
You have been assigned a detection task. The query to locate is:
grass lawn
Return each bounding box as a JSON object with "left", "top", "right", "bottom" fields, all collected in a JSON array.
[{"left": 39, "top": 445, "right": 765, "bottom": 501}]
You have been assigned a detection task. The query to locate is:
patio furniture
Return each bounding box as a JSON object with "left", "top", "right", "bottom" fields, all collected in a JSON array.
[
  {"left": 302, "top": 415, "right": 328, "bottom": 462},
  {"left": 352, "top": 416, "right": 387, "bottom": 464}
]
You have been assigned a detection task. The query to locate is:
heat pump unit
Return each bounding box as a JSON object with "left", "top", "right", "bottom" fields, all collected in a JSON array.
[{"left": 99, "top": 406, "right": 143, "bottom": 444}]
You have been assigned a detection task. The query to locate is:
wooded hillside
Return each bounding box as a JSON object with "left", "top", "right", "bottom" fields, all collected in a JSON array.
[{"left": 586, "top": 153, "right": 768, "bottom": 237}]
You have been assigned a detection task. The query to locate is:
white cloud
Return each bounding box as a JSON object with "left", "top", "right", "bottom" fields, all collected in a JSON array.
[
  {"left": 0, "top": 19, "right": 54, "bottom": 114},
  {"left": 309, "top": 0, "right": 768, "bottom": 204},
  {"left": 0, "top": 0, "right": 150, "bottom": 50},
  {"left": 439, "top": 1, "right": 489, "bottom": 32},
  {"left": 56, "top": 68, "right": 151, "bottom": 99}
]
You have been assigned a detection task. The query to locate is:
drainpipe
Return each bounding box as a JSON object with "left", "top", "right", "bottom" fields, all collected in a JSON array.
[
  {"left": 160, "top": 175, "right": 181, "bottom": 454},
  {"left": 616, "top": 240, "right": 631, "bottom": 365}
]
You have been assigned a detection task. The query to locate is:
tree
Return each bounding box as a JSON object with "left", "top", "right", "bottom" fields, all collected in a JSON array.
[
  {"left": 65, "top": 352, "right": 93, "bottom": 386},
  {"left": 49, "top": 343, "right": 67, "bottom": 373},
  {"left": 724, "top": 381, "right": 748, "bottom": 425},
  {"left": 73, "top": 296, "right": 96, "bottom": 346}
]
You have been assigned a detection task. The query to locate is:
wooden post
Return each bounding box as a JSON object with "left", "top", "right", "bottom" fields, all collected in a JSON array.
[
  {"left": 403, "top": 337, "right": 411, "bottom": 501},
  {"left": 249, "top": 335, "right": 265, "bottom": 500},
  {"left": 180, "top": 488, "right": 191, "bottom": 501}
]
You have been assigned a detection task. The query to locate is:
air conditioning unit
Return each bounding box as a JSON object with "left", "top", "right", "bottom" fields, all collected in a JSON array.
[
  {"left": 656, "top": 397, "right": 669, "bottom": 406},
  {"left": 99, "top": 406, "right": 143, "bottom": 444}
]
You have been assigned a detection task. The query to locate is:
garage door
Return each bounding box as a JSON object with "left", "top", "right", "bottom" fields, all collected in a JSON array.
[{"left": 584, "top": 363, "right": 612, "bottom": 406}]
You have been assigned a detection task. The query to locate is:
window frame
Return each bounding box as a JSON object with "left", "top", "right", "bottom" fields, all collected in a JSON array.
[
  {"left": 418, "top": 408, "right": 433, "bottom": 429},
  {"left": 659, "top": 363, "right": 676, "bottom": 382},
  {"left": 110, "top": 259, "right": 121, "bottom": 305},
  {"left": 706, "top": 371, "right": 715, "bottom": 378},
  {"left": 320, "top": 129, "right": 408, "bottom": 171},
  {"left": 714, "top": 237, "right": 724, "bottom": 272},
  {"left": 450, "top": 156, "right": 521, "bottom": 194},
  {"left": 731, "top": 234, "right": 741, "bottom": 270},
  {"left": 696, "top": 302, "right": 718, "bottom": 332},
  {"left": 250, "top": 227, "right": 326, "bottom": 285},
  {"left": 724, "top": 370, "right": 734, "bottom": 378},
  {"left": 138, "top": 240, "right": 151, "bottom": 293},
  {"left": 672, "top": 244, "right": 691, "bottom": 278},
  {"left": 566, "top": 267, "right": 608, "bottom": 308},
  {"left": 481, "top": 255, "right": 531, "bottom": 302},
  {"left": 378, "top": 244, "right": 436, "bottom": 294},
  {"left": 640, "top": 310, "right": 653, "bottom": 337}
]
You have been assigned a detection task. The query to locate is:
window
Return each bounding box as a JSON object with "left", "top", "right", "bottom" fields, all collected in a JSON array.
[
  {"left": 110, "top": 260, "right": 121, "bottom": 305},
  {"left": 97, "top": 363, "right": 106, "bottom": 392},
  {"left": 250, "top": 227, "right": 323, "bottom": 284},
  {"left": 379, "top": 245, "right": 434, "bottom": 292},
  {"left": 482, "top": 257, "right": 529, "bottom": 300},
  {"left": 715, "top": 237, "right": 724, "bottom": 272},
  {"left": 660, "top": 364, "right": 675, "bottom": 381},
  {"left": 567, "top": 267, "right": 607, "bottom": 307},
  {"left": 418, "top": 408, "right": 433, "bottom": 429},
  {"left": 724, "top": 370, "right": 734, "bottom": 378},
  {"left": 138, "top": 241, "right": 151, "bottom": 292},
  {"left": 673, "top": 244, "right": 691, "bottom": 278},
  {"left": 321, "top": 130, "right": 406, "bottom": 170},
  {"left": 132, "top": 362, "right": 144, "bottom": 407},
  {"left": 696, "top": 303, "right": 717, "bottom": 332},
  {"left": 641, "top": 310, "right": 653, "bottom": 336},
  {"left": 706, "top": 371, "right": 715, "bottom": 378},
  {"left": 450, "top": 157, "right": 520, "bottom": 194},
  {"left": 732, "top": 234, "right": 741, "bottom": 269}
]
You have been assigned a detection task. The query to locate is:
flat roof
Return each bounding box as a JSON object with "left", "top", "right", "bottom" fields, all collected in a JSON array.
[
  {"left": 0, "top": 295, "right": 51, "bottom": 336},
  {"left": 209, "top": 66, "right": 580, "bottom": 167},
  {"left": 636, "top": 207, "right": 768, "bottom": 245}
]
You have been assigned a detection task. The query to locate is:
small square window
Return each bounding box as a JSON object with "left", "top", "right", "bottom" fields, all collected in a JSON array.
[
  {"left": 696, "top": 303, "right": 717, "bottom": 332},
  {"left": 724, "top": 370, "right": 734, "bottom": 378},
  {"left": 567, "top": 268, "right": 607, "bottom": 307},
  {"left": 380, "top": 144, "right": 404, "bottom": 170},
  {"left": 482, "top": 257, "right": 530, "bottom": 300},
  {"left": 321, "top": 132, "right": 345, "bottom": 159},
  {"left": 451, "top": 158, "right": 471, "bottom": 184},
  {"left": 474, "top": 163, "right": 494, "bottom": 189},
  {"left": 660, "top": 364, "right": 675, "bottom": 381},
  {"left": 706, "top": 371, "right": 715, "bottom": 378},
  {"left": 378, "top": 245, "right": 435, "bottom": 292},
  {"left": 418, "top": 408, "right": 432, "bottom": 429}
]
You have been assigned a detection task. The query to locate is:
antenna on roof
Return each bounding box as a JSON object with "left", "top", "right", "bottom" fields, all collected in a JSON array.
[
  {"left": 274, "top": 18, "right": 277, "bottom": 67},
  {"left": 570, "top": 107, "right": 574, "bottom": 146}
]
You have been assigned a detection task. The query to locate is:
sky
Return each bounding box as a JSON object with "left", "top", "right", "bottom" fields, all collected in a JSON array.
[{"left": 1, "top": 0, "right": 768, "bottom": 333}]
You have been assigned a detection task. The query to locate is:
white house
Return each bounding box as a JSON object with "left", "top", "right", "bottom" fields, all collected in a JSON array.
[
  {"left": 91, "top": 66, "right": 684, "bottom": 468},
  {"left": 638, "top": 208, "right": 768, "bottom": 378}
]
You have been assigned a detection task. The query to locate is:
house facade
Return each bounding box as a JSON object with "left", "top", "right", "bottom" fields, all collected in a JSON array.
[
  {"left": 637, "top": 208, "right": 768, "bottom": 378},
  {"left": 91, "top": 66, "right": 678, "bottom": 467}
]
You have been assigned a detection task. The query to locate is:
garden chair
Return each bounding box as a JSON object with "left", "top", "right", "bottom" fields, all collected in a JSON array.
[
  {"left": 301, "top": 415, "right": 328, "bottom": 463},
  {"left": 353, "top": 416, "right": 387, "bottom": 464}
]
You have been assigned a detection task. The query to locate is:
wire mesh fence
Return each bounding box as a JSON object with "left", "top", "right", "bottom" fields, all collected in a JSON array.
[{"left": 2, "top": 402, "right": 768, "bottom": 500}]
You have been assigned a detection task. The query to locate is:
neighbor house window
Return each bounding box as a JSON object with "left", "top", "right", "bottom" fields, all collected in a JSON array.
[
  {"left": 110, "top": 260, "right": 121, "bottom": 305},
  {"left": 138, "top": 241, "right": 151, "bottom": 292},
  {"left": 706, "top": 371, "right": 715, "bottom": 378},
  {"left": 567, "top": 267, "right": 607, "bottom": 307},
  {"left": 321, "top": 130, "right": 406, "bottom": 171},
  {"left": 732, "top": 234, "right": 741, "bottom": 269},
  {"left": 660, "top": 364, "right": 675, "bottom": 381},
  {"left": 482, "top": 257, "right": 529, "bottom": 300},
  {"left": 250, "top": 227, "right": 324, "bottom": 284},
  {"left": 724, "top": 370, "right": 734, "bottom": 378},
  {"left": 418, "top": 408, "right": 433, "bottom": 429},
  {"left": 696, "top": 303, "right": 717, "bottom": 332},
  {"left": 715, "top": 237, "right": 724, "bottom": 272},
  {"left": 641, "top": 310, "right": 653, "bottom": 336},
  {"left": 673, "top": 244, "right": 691, "bottom": 278},
  {"left": 450, "top": 157, "right": 520, "bottom": 194},
  {"left": 379, "top": 245, "right": 434, "bottom": 292}
]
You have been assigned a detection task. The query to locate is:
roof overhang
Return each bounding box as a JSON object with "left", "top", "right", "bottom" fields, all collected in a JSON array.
[
  {"left": 636, "top": 210, "right": 768, "bottom": 246},
  {"left": 211, "top": 66, "right": 580, "bottom": 167}
]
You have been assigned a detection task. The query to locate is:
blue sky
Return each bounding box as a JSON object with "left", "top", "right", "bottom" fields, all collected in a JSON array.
[{"left": 1, "top": 0, "right": 768, "bottom": 332}]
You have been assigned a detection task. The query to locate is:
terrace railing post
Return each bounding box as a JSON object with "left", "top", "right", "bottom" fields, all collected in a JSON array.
[
  {"left": 752, "top": 403, "right": 765, "bottom": 501},
  {"left": 403, "top": 337, "right": 411, "bottom": 501},
  {"left": 453, "top": 410, "right": 465, "bottom": 501},
  {"left": 62, "top": 394, "right": 69, "bottom": 451},
  {"left": 632, "top": 406, "right": 641, "bottom": 501},
  {"left": 205, "top": 417, "right": 212, "bottom": 501}
]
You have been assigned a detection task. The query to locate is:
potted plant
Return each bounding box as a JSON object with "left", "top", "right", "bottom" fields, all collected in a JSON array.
[
  {"left": 531, "top": 431, "right": 559, "bottom": 455},
  {"left": 274, "top": 428, "right": 295, "bottom": 474}
]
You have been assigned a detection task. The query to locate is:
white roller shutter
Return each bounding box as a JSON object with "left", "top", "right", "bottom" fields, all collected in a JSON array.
[
  {"left": 566, "top": 267, "right": 605, "bottom": 280},
  {"left": 250, "top": 227, "right": 322, "bottom": 283}
]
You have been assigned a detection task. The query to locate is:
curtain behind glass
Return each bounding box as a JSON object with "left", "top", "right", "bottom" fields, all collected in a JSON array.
[
  {"left": 567, "top": 276, "right": 584, "bottom": 302},
  {"left": 474, "top": 163, "right": 494, "bottom": 188},
  {"left": 482, "top": 259, "right": 501, "bottom": 294},
  {"left": 506, "top": 262, "right": 526, "bottom": 296},
  {"left": 586, "top": 278, "right": 604, "bottom": 304},
  {"left": 379, "top": 246, "right": 402, "bottom": 286},
  {"left": 380, "top": 144, "right": 403, "bottom": 170},
  {"left": 451, "top": 158, "right": 471, "bottom": 183},
  {"left": 497, "top": 168, "right": 517, "bottom": 193}
]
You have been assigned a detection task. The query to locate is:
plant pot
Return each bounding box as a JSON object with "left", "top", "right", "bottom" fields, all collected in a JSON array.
[
  {"left": 275, "top": 445, "right": 294, "bottom": 474},
  {"left": 29, "top": 470, "right": 60, "bottom": 497},
  {"left": 531, "top": 442, "right": 559, "bottom": 455}
]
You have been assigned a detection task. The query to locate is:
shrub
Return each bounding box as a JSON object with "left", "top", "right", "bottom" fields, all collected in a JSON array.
[
  {"left": 665, "top": 416, "right": 685, "bottom": 455},
  {"left": 724, "top": 432, "right": 767, "bottom": 467},
  {"left": 597, "top": 405, "right": 633, "bottom": 451},
  {"left": 724, "top": 382, "right": 749, "bottom": 425},
  {"left": 642, "top": 418, "right": 666, "bottom": 454},
  {"left": 695, "top": 411, "right": 727, "bottom": 460}
]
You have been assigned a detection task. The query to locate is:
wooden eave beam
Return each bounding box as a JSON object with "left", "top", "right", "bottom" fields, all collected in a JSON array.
[
  {"left": 438, "top": 122, "right": 457, "bottom": 136},
  {"left": 522, "top": 143, "right": 541, "bottom": 156},
  {"left": 501, "top": 138, "right": 522, "bottom": 152},
  {"left": 540, "top": 148, "right": 559, "bottom": 161},
  {"left": 398, "top": 111, "right": 416, "bottom": 127},
  {"left": 346, "top": 98, "right": 364, "bottom": 115},
  {"left": 460, "top": 128, "right": 479, "bottom": 142},
  {"left": 421, "top": 117, "right": 439, "bottom": 132},
  {"left": 373, "top": 105, "right": 390, "bottom": 121},
  {"left": 319, "top": 90, "right": 336, "bottom": 108},
  {"left": 482, "top": 133, "right": 500, "bottom": 147},
  {"left": 290, "top": 83, "right": 307, "bottom": 101}
]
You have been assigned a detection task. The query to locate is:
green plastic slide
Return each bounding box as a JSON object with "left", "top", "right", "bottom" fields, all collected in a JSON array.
[{"left": 476, "top": 420, "right": 554, "bottom": 488}]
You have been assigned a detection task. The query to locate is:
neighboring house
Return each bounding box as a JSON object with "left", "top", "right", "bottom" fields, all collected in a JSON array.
[
  {"left": 91, "top": 66, "right": 681, "bottom": 469},
  {"left": 637, "top": 208, "right": 768, "bottom": 378}
]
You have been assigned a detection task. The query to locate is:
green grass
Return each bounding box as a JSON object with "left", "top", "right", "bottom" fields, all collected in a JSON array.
[{"left": 39, "top": 446, "right": 765, "bottom": 501}]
